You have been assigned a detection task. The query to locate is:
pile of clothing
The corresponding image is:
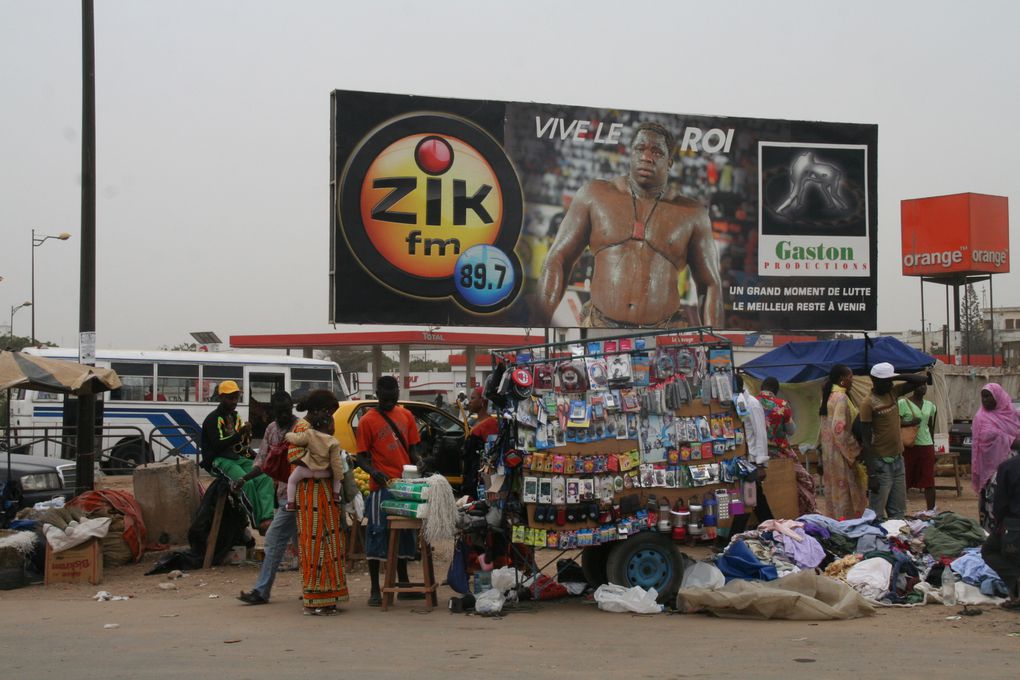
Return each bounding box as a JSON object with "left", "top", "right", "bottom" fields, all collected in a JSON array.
[{"left": 712, "top": 509, "right": 1004, "bottom": 605}]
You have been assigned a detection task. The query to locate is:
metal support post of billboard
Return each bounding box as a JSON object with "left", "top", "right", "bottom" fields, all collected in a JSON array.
[
  {"left": 371, "top": 345, "right": 383, "bottom": 395},
  {"left": 465, "top": 346, "right": 476, "bottom": 390},
  {"left": 945, "top": 286, "right": 951, "bottom": 361},
  {"left": 920, "top": 279, "right": 926, "bottom": 353},
  {"left": 398, "top": 344, "right": 410, "bottom": 400},
  {"left": 990, "top": 277, "right": 996, "bottom": 367}
]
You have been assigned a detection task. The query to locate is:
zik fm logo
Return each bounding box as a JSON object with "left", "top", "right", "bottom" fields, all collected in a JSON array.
[
  {"left": 338, "top": 113, "right": 524, "bottom": 309},
  {"left": 370, "top": 135, "right": 496, "bottom": 259}
]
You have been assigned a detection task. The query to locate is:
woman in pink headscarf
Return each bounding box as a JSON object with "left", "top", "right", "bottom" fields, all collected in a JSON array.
[{"left": 972, "top": 383, "right": 1020, "bottom": 531}]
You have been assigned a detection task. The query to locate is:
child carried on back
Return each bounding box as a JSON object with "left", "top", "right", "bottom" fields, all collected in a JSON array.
[{"left": 283, "top": 412, "right": 347, "bottom": 510}]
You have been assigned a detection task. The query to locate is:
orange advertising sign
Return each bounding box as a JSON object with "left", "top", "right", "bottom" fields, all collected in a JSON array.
[{"left": 901, "top": 193, "right": 1009, "bottom": 276}]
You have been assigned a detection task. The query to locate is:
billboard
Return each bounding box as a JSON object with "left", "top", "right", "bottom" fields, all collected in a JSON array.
[
  {"left": 900, "top": 193, "right": 1009, "bottom": 277},
  {"left": 331, "top": 90, "right": 878, "bottom": 330}
]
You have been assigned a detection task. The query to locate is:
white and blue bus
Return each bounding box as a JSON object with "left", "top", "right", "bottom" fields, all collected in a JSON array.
[{"left": 9, "top": 348, "right": 351, "bottom": 471}]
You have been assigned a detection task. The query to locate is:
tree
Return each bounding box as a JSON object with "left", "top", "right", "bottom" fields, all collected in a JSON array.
[
  {"left": 319, "top": 348, "right": 450, "bottom": 373},
  {"left": 2, "top": 334, "right": 56, "bottom": 352},
  {"left": 159, "top": 342, "right": 198, "bottom": 351},
  {"left": 960, "top": 284, "right": 991, "bottom": 355},
  {"left": 320, "top": 348, "right": 375, "bottom": 372}
]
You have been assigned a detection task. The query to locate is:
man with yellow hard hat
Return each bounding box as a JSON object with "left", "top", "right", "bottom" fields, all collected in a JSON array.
[{"left": 201, "top": 380, "right": 275, "bottom": 534}]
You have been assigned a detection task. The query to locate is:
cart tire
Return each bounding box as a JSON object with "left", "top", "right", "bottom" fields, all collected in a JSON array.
[
  {"left": 580, "top": 543, "right": 612, "bottom": 588},
  {"left": 605, "top": 532, "right": 684, "bottom": 602}
]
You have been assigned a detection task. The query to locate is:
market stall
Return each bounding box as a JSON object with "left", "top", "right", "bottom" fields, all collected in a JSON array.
[{"left": 475, "top": 328, "right": 759, "bottom": 602}]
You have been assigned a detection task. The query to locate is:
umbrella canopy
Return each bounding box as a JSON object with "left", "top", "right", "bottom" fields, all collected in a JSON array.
[
  {"left": 739, "top": 336, "right": 935, "bottom": 383},
  {"left": 0, "top": 350, "right": 121, "bottom": 395}
]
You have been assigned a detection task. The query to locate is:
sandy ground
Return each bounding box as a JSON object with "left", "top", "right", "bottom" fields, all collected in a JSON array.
[{"left": 3, "top": 481, "right": 1019, "bottom": 679}]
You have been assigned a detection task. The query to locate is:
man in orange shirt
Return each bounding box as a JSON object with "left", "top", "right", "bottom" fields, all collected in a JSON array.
[{"left": 356, "top": 375, "right": 424, "bottom": 606}]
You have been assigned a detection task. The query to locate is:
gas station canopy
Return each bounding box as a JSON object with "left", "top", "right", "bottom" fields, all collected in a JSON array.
[
  {"left": 229, "top": 330, "right": 537, "bottom": 352},
  {"left": 229, "top": 330, "right": 539, "bottom": 398}
]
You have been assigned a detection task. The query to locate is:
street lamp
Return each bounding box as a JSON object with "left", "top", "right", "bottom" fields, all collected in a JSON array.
[
  {"left": 31, "top": 230, "right": 72, "bottom": 344},
  {"left": 10, "top": 301, "right": 32, "bottom": 340}
]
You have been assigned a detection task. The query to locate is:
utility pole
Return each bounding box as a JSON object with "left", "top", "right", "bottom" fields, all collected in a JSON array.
[{"left": 76, "top": 0, "right": 97, "bottom": 495}]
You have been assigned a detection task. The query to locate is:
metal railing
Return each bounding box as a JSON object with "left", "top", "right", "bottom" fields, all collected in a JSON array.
[
  {"left": 148, "top": 424, "right": 201, "bottom": 464},
  {"left": 2, "top": 424, "right": 148, "bottom": 474}
]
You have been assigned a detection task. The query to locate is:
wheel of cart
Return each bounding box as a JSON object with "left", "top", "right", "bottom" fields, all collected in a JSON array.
[{"left": 602, "top": 532, "right": 685, "bottom": 602}]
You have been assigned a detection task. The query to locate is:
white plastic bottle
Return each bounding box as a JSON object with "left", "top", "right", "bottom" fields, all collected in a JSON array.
[{"left": 941, "top": 567, "right": 957, "bottom": 606}]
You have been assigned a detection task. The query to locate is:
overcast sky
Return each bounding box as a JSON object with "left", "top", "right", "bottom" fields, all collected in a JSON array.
[{"left": 1, "top": 1, "right": 1017, "bottom": 351}]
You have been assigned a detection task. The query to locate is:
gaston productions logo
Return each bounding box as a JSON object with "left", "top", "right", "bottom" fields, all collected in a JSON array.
[{"left": 338, "top": 113, "right": 524, "bottom": 313}]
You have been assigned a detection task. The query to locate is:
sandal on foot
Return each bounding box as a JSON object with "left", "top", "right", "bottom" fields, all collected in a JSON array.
[{"left": 367, "top": 593, "right": 382, "bottom": 607}]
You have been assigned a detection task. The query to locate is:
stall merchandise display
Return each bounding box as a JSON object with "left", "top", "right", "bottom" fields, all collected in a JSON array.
[{"left": 484, "top": 329, "right": 756, "bottom": 554}]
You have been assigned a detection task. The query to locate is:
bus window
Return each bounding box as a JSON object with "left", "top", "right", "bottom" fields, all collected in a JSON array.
[
  {"left": 202, "top": 365, "right": 243, "bottom": 401},
  {"left": 157, "top": 363, "right": 200, "bottom": 402},
  {"left": 110, "top": 362, "right": 154, "bottom": 401},
  {"left": 249, "top": 373, "right": 284, "bottom": 404},
  {"left": 248, "top": 373, "right": 284, "bottom": 439},
  {"left": 33, "top": 390, "right": 59, "bottom": 401},
  {"left": 291, "top": 367, "right": 336, "bottom": 401}
]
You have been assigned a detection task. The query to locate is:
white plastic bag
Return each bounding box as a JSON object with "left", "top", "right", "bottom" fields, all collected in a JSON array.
[
  {"left": 44, "top": 517, "right": 111, "bottom": 553},
  {"left": 351, "top": 493, "right": 365, "bottom": 522},
  {"left": 490, "top": 566, "right": 523, "bottom": 593},
  {"left": 474, "top": 587, "right": 505, "bottom": 615},
  {"left": 594, "top": 584, "right": 663, "bottom": 614},
  {"left": 680, "top": 561, "right": 726, "bottom": 590}
]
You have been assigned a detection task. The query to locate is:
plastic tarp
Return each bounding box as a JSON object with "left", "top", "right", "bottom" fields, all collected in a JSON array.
[
  {"left": 676, "top": 570, "right": 876, "bottom": 620},
  {"left": 741, "top": 336, "right": 935, "bottom": 383},
  {"left": 738, "top": 337, "right": 947, "bottom": 445}
]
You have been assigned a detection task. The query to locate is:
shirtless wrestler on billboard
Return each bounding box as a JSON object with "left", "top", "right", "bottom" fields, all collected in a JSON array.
[{"left": 538, "top": 122, "right": 723, "bottom": 328}]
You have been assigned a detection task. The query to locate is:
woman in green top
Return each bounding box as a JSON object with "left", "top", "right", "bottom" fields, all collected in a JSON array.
[{"left": 898, "top": 384, "right": 937, "bottom": 510}]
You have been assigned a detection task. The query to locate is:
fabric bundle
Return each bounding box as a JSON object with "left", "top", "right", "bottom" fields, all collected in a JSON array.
[
  {"left": 922, "top": 513, "right": 986, "bottom": 560},
  {"left": 715, "top": 509, "right": 1003, "bottom": 608}
]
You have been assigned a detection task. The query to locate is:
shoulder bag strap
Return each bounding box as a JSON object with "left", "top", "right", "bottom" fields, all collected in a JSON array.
[{"left": 376, "top": 407, "right": 410, "bottom": 456}]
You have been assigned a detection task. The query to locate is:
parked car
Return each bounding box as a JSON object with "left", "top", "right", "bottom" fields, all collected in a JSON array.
[
  {"left": 948, "top": 398, "right": 1020, "bottom": 468},
  {"left": 332, "top": 400, "right": 468, "bottom": 489},
  {"left": 0, "top": 452, "right": 77, "bottom": 510}
]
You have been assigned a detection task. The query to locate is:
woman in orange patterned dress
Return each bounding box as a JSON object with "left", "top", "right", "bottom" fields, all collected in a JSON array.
[{"left": 288, "top": 390, "right": 349, "bottom": 615}]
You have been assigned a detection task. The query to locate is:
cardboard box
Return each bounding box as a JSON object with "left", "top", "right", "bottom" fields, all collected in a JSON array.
[
  {"left": 45, "top": 538, "right": 103, "bottom": 586},
  {"left": 761, "top": 457, "right": 799, "bottom": 520}
]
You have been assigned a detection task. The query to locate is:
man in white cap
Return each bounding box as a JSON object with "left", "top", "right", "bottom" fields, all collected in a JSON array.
[{"left": 859, "top": 362, "right": 930, "bottom": 520}]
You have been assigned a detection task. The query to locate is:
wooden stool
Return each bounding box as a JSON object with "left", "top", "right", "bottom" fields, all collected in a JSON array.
[
  {"left": 934, "top": 452, "right": 963, "bottom": 497},
  {"left": 380, "top": 517, "right": 437, "bottom": 611}
]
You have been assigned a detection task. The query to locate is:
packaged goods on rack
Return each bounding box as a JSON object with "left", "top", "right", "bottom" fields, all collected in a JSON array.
[{"left": 478, "top": 328, "right": 757, "bottom": 558}]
